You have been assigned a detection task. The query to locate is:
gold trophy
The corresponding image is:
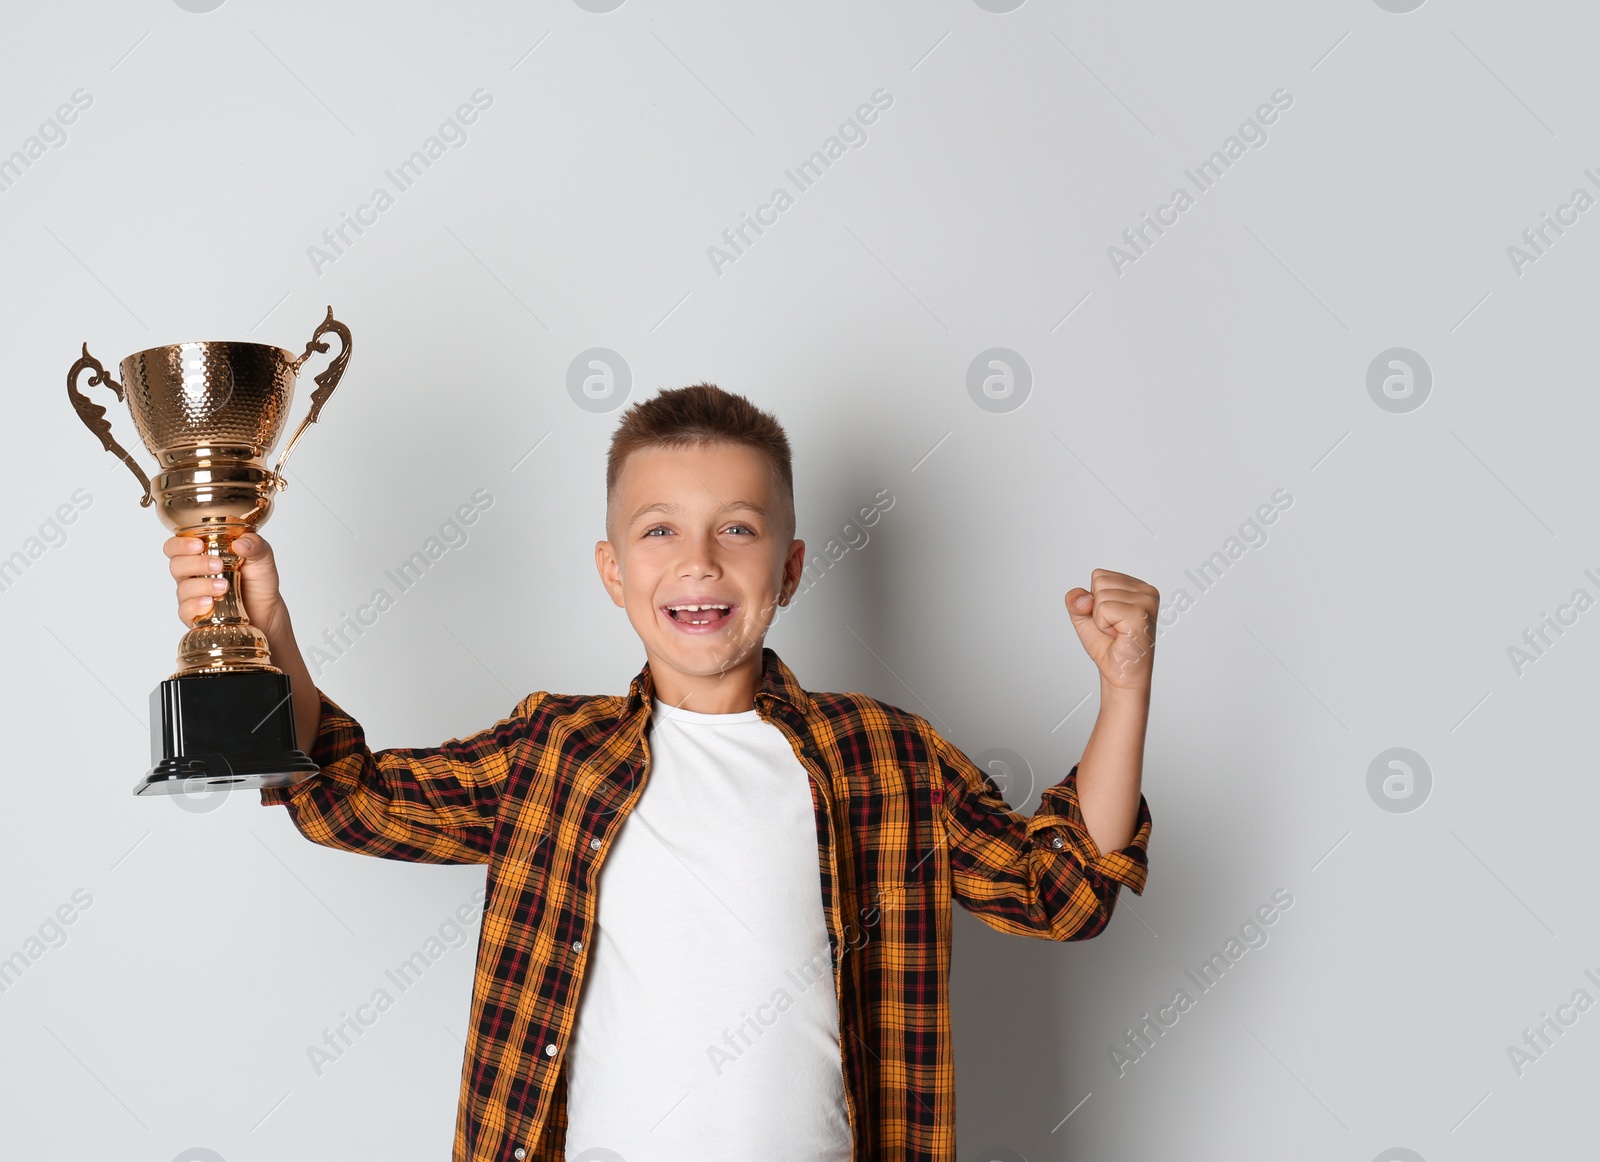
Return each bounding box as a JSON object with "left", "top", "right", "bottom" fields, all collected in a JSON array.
[{"left": 67, "top": 306, "right": 352, "bottom": 796}]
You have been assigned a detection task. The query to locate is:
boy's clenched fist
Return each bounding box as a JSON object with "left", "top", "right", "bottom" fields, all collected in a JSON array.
[{"left": 1065, "top": 569, "right": 1158, "bottom": 691}]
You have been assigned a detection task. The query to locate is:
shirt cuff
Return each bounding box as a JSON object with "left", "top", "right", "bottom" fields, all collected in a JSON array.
[
  {"left": 1027, "top": 764, "right": 1152, "bottom": 895},
  {"left": 257, "top": 688, "right": 362, "bottom": 807}
]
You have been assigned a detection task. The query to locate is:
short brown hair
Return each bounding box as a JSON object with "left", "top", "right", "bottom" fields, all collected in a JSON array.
[{"left": 606, "top": 383, "right": 795, "bottom": 539}]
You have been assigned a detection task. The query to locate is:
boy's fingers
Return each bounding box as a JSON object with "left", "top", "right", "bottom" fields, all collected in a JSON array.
[
  {"left": 1090, "top": 568, "right": 1158, "bottom": 598},
  {"left": 170, "top": 553, "right": 225, "bottom": 580},
  {"left": 178, "top": 575, "right": 227, "bottom": 601},
  {"left": 234, "top": 534, "right": 280, "bottom": 573},
  {"left": 161, "top": 537, "right": 204, "bottom": 569},
  {"left": 1090, "top": 568, "right": 1147, "bottom": 594},
  {"left": 1091, "top": 588, "right": 1159, "bottom": 622},
  {"left": 1066, "top": 589, "right": 1116, "bottom": 650},
  {"left": 180, "top": 595, "right": 215, "bottom": 623},
  {"left": 1094, "top": 599, "right": 1154, "bottom": 636},
  {"left": 1086, "top": 585, "right": 1143, "bottom": 606}
]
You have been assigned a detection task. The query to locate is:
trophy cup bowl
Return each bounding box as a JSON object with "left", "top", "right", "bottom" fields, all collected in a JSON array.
[{"left": 67, "top": 306, "right": 352, "bottom": 796}]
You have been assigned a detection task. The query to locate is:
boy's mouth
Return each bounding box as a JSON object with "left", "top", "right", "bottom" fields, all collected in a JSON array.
[{"left": 660, "top": 600, "right": 737, "bottom": 634}]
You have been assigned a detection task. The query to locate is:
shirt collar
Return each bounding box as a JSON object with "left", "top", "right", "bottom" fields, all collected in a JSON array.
[{"left": 625, "top": 646, "right": 814, "bottom": 720}]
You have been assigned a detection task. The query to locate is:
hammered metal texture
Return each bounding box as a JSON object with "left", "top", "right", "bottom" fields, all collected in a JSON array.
[{"left": 118, "top": 342, "right": 298, "bottom": 461}]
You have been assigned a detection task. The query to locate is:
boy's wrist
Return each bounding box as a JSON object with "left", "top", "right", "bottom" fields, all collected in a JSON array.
[
  {"left": 258, "top": 605, "right": 298, "bottom": 654},
  {"left": 1098, "top": 677, "right": 1151, "bottom": 713},
  {"left": 261, "top": 611, "right": 314, "bottom": 690}
]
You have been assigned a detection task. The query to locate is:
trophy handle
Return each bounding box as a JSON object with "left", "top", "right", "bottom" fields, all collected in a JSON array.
[
  {"left": 272, "top": 305, "right": 352, "bottom": 491},
  {"left": 67, "top": 344, "right": 154, "bottom": 508}
]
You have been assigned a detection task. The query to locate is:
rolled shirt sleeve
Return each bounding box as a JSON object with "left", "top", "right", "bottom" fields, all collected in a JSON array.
[{"left": 933, "top": 731, "right": 1151, "bottom": 942}]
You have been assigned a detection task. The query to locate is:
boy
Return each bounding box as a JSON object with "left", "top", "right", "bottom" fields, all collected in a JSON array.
[{"left": 165, "top": 384, "right": 1156, "bottom": 1161}]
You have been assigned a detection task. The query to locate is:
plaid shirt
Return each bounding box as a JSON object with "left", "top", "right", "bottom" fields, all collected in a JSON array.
[{"left": 261, "top": 646, "right": 1152, "bottom": 1161}]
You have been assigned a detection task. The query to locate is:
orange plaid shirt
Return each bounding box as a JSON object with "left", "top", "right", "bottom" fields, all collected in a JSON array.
[{"left": 260, "top": 646, "right": 1152, "bottom": 1161}]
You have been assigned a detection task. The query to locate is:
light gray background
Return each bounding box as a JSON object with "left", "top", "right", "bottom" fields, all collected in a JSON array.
[{"left": 2, "top": 1, "right": 1594, "bottom": 1160}]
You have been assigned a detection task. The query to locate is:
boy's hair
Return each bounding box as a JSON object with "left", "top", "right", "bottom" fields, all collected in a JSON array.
[{"left": 605, "top": 383, "right": 795, "bottom": 541}]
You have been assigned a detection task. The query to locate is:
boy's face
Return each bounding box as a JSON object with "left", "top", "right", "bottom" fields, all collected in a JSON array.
[{"left": 595, "top": 441, "right": 805, "bottom": 706}]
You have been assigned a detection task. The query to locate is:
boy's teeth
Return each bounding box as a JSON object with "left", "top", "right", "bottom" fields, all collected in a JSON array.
[{"left": 668, "top": 603, "right": 730, "bottom": 624}]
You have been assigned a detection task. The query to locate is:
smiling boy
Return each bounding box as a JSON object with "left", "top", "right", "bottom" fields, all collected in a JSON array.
[{"left": 165, "top": 383, "right": 1155, "bottom": 1161}]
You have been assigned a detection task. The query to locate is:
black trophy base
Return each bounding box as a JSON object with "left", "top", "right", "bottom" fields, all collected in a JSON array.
[{"left": 137, "top": 669, "right": 320, "bottom": 796}]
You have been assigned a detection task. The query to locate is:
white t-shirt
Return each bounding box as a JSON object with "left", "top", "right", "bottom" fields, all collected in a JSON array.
[{"left": 563, "top": 698, "right": 854, "bottom": 1160}]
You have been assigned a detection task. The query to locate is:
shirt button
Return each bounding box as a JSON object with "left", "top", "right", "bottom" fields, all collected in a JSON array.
[
  {"left": 544, "top": 1042, "right": 557, "bottom": 1056},
  {"left": 589, "top": 837, "right": 601, "bottom": 850},
  {"left": 514, "top": 1149, "right": 526, "bottom": 1160},
  {"left": 571, "top": 940, "right": 582, "bottom": 952},
  {"left": 1050, "top": 835, "right": 1065, "bottom": 850}
]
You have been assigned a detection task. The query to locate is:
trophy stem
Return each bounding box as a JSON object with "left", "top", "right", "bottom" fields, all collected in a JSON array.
[{"left": 172, "top": 526, "right": 279, "bottom": 678}]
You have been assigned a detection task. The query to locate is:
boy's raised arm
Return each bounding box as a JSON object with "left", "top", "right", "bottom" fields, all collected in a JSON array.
[{"left": 936, "top": 567, "right": 1158, "bottom": 941}]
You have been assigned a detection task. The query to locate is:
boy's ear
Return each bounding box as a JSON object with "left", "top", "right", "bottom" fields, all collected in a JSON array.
[
  {"left": 595, "top": 539, "right": 626, "bottom": 608},
  {"left": 780, "top": 537, "right": 806, "bottom": 604}
]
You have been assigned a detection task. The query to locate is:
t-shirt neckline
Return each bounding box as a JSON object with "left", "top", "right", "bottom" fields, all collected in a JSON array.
[{"left": 650, "top": 697, "right": 762, "bottom": 725}]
